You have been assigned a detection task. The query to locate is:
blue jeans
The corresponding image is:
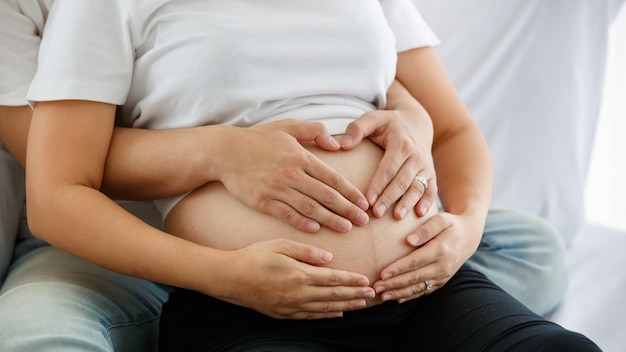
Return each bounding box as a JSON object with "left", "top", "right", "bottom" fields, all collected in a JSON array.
[
  {"left": 467, "top": 208, "right": 568, "bottom": 316},
  {"left": 0, "top": 208, "right": 566, "bottom": 351},
  {"left": 0, "top": 239, "right": 171, "bottom": 352}
]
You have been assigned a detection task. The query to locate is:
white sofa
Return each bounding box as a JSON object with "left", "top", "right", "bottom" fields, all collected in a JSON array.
[{"left": 414, "top": 1, "right": 626, "bottom": 351}]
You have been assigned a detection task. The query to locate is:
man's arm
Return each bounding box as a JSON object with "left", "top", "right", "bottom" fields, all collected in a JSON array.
[
  {"left": 0, "top": 105, "right": 369, "bottom": 233},
  {"left": 0, "top": 106, "right": 30, "bottom": 166},
  {"left": 0, "top": 106, "right": 221, "bottom": 200}
]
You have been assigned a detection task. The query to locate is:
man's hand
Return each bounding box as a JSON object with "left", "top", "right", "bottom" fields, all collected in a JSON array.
[{"left": 218, "top": 120, "right": 370, "bottom": 233}]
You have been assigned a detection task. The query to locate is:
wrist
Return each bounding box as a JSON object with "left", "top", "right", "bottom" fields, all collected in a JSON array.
[
  {"left": 458, "top": 207, "right": 488, "bottom": 245},
  {"left": 196, "top": 125, "right": 240, "bottom": 184},
  {"left": 173, "top": 243, "right": 232, "bottom": 297}
]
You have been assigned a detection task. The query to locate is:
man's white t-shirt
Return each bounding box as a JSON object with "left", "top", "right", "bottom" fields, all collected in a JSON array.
[
  {"left": 28, "top": 0, "right": 440, "bottom": 217},
  {"left": 0, "top": 0, "right": 165, "bottom": 239},
  {"left": 0, "top": 0, "right": 51, "bottom": 107},
  {"left": 0, "top": 0, "right": 51, "bottom": 257}
]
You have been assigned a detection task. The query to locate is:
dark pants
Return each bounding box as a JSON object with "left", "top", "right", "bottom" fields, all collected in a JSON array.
[{"left": 159, "top": 265, "right": 600, "bottom": 352}]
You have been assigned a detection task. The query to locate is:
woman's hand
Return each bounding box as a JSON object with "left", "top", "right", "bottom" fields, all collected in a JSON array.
[
  {"left": 217, "top": 119, "right": 369, "bottom": 233},
  {"left": 215, "top": 239, "right": 376, "bottom": 319},
  {"left": 340, "top": 80, "right": 437, "bottom": 220},
  {"left": 373, "top": 47, "right": 493, "bottom": 303},
  {"left": 371, "top": 212, "right": 481, "bottom": 303}
]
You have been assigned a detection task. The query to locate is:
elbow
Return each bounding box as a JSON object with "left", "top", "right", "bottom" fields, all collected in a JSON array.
[{"left": 25, "top": 181, "right": 59, "bottom": 242}]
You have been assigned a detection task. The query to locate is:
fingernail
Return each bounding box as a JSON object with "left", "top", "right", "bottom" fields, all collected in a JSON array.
[
  {"left": 369, "top": 193, "right": 378, "bottom": 204},
  {"left": 339, "top": 219, "right": 352, "bottom": 232},
  {"left": 381, "top": 293, "right": 392, "bottom": 301},
  {"left": 419, "top": 206, "right": 428, "bottom": 216},
  {"left": 357, "top": 198, "right": 369, "bottom": 211},
  {"left": 398, "top": 207, "right": 408, "bottom": 219},
  {"left": 375, "top": 204, "right": 386, "bottom": 217},
  {"left": 365, "top": 290, "right": 376, "bottom": 299},
  {"left": 382, "top": 273, "right": 392, "bottom": 280},
  {"left": 339, "top": 135, "right": 353, "bottom": 147},
  {"left": 408, "top": 234, "right": 420, "bottom": 246},
  {"left": 329, "top": 136, "right": 340, "bottom": 148},
  {"left": 356, "top": 211, "right": 369, "bottom": 225},
  {"left": 376, "top": 286, "right": 386, "bottom": 294},
  {"left": 306, "top": 221, "right": 320, "bottom": 232},
  {"left": 319, "top": 251, "right": 332, "bottom": 262}
]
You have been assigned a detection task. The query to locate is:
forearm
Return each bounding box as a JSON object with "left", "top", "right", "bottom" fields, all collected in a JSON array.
[
  {"left": 26, "top": 100, "right": 223, "bottom": 295},
  {"left": 396, "top": 46, "right": 492, "bottom": 237},
  {"left": 386, "top": 80, "right": 433, "bottom": 129},
  {"left": 102, "top": 126, "right": 219, "bottom": 200},
  {"left": 31, "top": 184, "right": 220, "bottom": 292},
  {"left": 430, "top": 129, "right": 491, "bottom": 251},
  {"left": 432, "top": 128, "right": 492, "bottom": 222},
  {"left": 0, "top": 105, "right": 219, "bottom": 200},
  {"left": 0, "top": 105, "right": 31, "bottom": 167},
  {"left": 385, "top": 79, "right": 434, "bottom": 146}
]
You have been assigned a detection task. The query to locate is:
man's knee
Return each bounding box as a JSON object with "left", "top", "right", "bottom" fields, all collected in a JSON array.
[
  {"left": 0, "top": 282, "right": 114, "bottom": 352},
  {"left": 471, "top": 208, "right": 569, "bottom": 315}
]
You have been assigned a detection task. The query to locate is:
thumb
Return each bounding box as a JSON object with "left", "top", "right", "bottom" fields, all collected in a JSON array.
[
  {"left": 406, "top": 214, "right": 447, "bottom": 247},
  {"left": 340, "top": 111, "right": 382, "bottom": 150},
  {"left": 286, "top": 120, "right": 340, "bottom": 151}
]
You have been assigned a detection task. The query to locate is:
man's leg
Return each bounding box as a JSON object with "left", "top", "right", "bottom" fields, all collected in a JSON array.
[
  {"left": 466, "top": 208, "right": 568, "bottom": 316},
  {"left": 0, "top": 238, "right": 171, "bottom": 352}
]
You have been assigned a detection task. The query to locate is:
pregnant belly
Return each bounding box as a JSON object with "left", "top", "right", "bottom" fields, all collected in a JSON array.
[{"left": 165, "top": 136, "right": 436, "bottom": 306}]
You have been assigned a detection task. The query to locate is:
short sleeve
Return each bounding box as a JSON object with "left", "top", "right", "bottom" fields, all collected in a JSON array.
[
  {"left": 0, "top": 0, "right": 41, "bottom": 106},
  {"left": 27, "top": 0, "right": 135, "bottom": 106},
  {"left": 380, "top": 0, "right": 441, "bottom": 52}
]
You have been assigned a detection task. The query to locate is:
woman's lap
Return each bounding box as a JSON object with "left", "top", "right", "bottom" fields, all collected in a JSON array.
[{"left": 159, "top": 265, "right": 599, "bottom": 352}]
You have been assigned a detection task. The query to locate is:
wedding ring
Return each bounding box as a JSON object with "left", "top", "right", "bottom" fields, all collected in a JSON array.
[
  {"left": 424, "top": 280, "right": 432, "bottom": 291},
  {"left": 414, "top": 175, "right": 428, "bottom": 189}
]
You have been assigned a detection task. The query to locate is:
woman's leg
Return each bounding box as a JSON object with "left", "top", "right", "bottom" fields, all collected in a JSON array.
[
  {"left": 0, "top": 238, "right": 171, "bottom": 352},
  {"left": 396, "top": 266, "right": 599, "bottom": 352},
  {"left": 466, "top": 208, "right": 568, "bottom": 315}
]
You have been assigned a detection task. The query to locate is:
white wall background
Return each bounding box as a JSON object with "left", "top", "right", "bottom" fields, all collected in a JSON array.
[{"left": 585, "top": 5, "right": 626, "bottom": 232}]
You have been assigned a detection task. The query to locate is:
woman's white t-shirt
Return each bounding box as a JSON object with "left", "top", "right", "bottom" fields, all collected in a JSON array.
[{"left": 28, "top": 0, "right": 440, "bottom": 217}]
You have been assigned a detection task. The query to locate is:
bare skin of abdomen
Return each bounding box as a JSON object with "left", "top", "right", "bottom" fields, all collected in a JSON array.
[{"left": 165, "top": 136, "right": 437, "bottom": 307}]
